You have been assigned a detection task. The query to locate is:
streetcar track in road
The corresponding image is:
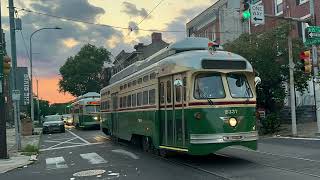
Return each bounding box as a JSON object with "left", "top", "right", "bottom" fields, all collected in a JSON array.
[
  {"left": 154, "top": 155, "right": 232, "bottom": 180},
  {"left": 230, "top": 146, "right": 320, "bottom": 164},
  {"left": 216, "top": 152, "right": 320, "bottom": 179}
]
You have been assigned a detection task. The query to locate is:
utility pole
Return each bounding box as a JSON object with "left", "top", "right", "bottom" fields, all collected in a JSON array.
[
  {"left": 8, "top": 0, "right": 21, "bottom": 150},
  {"left": 309, "top": 0, "right": 320, "bottom": 135},
  {"left": 0, "top": 0, "right": 8, "bottom": 159},
  {"left": 288, "top": 23, "right": 297, "bottom": 136}
]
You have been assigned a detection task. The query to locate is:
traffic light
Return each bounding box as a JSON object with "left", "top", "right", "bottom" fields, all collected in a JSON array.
[
  {"left": 3, "top": 56, "right": 11, "bottom": 75},
  {"left": 300, "top": 50, "right": 312, "bottom": 73},
  {"left": 242, "top": 0, "right": 251, "bottom": 21}
]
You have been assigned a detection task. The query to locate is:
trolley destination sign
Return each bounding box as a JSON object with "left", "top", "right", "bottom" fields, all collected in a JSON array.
[{"left": 305, "top": 26, "right": 320, "bottom": 46}]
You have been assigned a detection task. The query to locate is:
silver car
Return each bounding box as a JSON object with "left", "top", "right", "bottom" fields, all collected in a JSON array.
[{"left": 42, "top": 115, "right": 65, "bottom": 134}]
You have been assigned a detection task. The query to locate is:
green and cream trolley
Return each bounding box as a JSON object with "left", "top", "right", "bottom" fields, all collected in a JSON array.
[
  {"left": 100, "top": 38, "right": 259, "bottom": 155},
  {"left": 71, "top": 92, "right": 101, "bottom": 129}
]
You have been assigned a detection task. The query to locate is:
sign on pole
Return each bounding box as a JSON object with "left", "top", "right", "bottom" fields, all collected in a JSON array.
[
  {"left": 12, "top": 90, "right": 20, "bottom": 101},
  {"left": 305, "top": 26, "right": 320, "bottom": 46},
  {"left": 251, "top": 4, "right": 265, "bottom": 25}
]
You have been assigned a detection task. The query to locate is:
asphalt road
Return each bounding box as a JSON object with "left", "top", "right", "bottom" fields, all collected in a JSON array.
[{"left": 1, "top": 127, "right": 320, "bottom": 180}]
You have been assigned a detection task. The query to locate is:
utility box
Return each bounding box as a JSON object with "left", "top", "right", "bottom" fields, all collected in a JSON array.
[{"left": 21, "top": 118, "right": 32, "bottom": 136}]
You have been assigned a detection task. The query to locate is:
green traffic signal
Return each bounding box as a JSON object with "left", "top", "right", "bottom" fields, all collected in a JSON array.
[{"left": 242, "top": 10, "right": 251, "bottom": 20}]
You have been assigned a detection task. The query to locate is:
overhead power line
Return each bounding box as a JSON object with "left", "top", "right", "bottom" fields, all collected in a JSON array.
[
  {"left": 17, "top": 7, "right": 243, "bottom": 35},
  {"left": 17, "top": 8, "right": 185, "bottom": 33},
  {"left": 137, "top": 0, "right": 165, "bottom": 26}
]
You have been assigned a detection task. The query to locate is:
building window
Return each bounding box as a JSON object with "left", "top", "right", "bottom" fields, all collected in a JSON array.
[
  {"left": 143, "top": 91, "right": 149, "bottom": 105},
  {"left": 124, "top": 84, "right": 127, "bottom": 89},
  {"left": 120, "top": 86, "right": 123, "bottom": 90},
  {"left": 149, "top": 89, "right": 155, "bottom": 105},
  {"left": 132, "top": 80, "right": 137, "bottom": 86},
  {"left": 128, "top": 82, "right": 131, "bottom": 88},
  {"left": 274, "top": 0, "right": 283, "bottom": 16},
  {"left": 138, "top": 78, "right": 142, "bottom": 84}
]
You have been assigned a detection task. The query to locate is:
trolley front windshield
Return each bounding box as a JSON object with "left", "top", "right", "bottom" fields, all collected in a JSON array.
[
  {"left": 194, "top": 73, "right": 225, "bottom": 99},
  {"left": 227, "top": 73, "right": 253, "bottom": 98}
]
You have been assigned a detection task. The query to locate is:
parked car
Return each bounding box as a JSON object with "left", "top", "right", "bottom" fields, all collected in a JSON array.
[{"left": 42, "top": 115, "right": 65, "bottom": 134}]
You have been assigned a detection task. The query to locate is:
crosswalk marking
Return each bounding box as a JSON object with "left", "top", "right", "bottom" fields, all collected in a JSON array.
[
  {"left": 80, "top": 152, "right": 107, "bottom": 164},
  {"left": 45, "top": 157, "right": 68, "bottom": 170}
]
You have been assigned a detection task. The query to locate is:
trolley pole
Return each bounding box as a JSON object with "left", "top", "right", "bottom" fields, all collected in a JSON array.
[
  {"left": 0, "top": 0, "right": 8, "bottom": 159},
  {"left": 309, "top": 0, "right": 320, "bottom": 135}
]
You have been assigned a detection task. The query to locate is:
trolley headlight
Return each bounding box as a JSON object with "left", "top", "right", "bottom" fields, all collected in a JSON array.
[
  {"left": 94, "top": 116, "right": 98, "bottom": 120},
  {"left": 229, "top": 117, "right": 238, "bottom": 127}
]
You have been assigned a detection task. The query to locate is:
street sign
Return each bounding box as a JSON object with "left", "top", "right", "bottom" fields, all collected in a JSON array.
[
  {"left": 305, "top": 26, "right": 320, "bottom": 46},
  {"left": 12, "top": 90, "right": 20, "bottom": 101},
  {"left": 251, "top": 4, "right": 265, "bottom": 25}
]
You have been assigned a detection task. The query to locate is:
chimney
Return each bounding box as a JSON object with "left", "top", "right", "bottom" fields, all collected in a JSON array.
[{"left": 151, "top": 32, "right": 162, "bottom": 43}]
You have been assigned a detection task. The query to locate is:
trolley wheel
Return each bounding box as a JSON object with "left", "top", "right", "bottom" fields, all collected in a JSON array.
[{"left": 142, "top": 136, "right": 151, "bottom": 152}]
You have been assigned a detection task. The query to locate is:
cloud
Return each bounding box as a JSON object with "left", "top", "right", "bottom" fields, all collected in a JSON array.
[
  {"left": 4, "top": 0, "right": 122, "bottom": 78},
  {"left": 164, "top": 6, "right": 207, "bottom": 42},
  {"left": 62, "top": 38, "right": 80, "bottom": 48},
  {"left": 121, "top": 2, "right": 149, "bottom": 18}
]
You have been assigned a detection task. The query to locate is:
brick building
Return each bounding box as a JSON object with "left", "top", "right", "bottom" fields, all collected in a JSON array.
[
  {"left": 251, "top": 0, "right": 320, "bottom": 41},
  {"left": 186, "top": 0, "right": 245, "bottom": 44},
  {"left": 112, "top": 33, "right": 169, "bottom": 75}
]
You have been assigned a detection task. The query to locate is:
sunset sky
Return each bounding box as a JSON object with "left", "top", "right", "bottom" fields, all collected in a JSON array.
[{"left": 2, "top": 0, "right": 217, "bottom": 103}]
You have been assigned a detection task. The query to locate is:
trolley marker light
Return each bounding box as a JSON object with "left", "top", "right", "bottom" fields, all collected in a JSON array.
[{"left": 3, "top": 56, "right": 11, "bottom": 75}]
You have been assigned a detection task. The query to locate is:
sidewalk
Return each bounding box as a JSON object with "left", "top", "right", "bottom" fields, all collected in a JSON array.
[
  {"left": 0, "top": 128, "right": 41, "bottom": 173},
  {"left": 274, "top": 121, "right": 320, "bottom": 138}
]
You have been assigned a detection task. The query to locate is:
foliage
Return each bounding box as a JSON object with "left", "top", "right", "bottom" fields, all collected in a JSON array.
[
  {"left": 21, "top": 144, "right": 39, "bottom": 155},
  {"left": 48, "top": 103, "right": 69, "bottom": 115},
  {"left": 260, "top": 113, "right": 281, "bottom": 134},
  {"left": 224, "top": 22, "right": 310, "bottom": 113},
  {"left": 26, "top": 99, "right": 50, "bottom": 120},
  {"left": 59, "top": 44, "right": 112, "bottom": 97}
]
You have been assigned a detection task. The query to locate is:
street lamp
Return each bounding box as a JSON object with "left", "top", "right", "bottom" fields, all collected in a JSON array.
[{"left": 30, "top": 27, "right": 62, "bottom": 125}]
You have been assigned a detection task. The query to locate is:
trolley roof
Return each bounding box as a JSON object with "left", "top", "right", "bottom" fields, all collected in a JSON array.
[
  {"left": 71, "top": 92, "right": 100, "bottom": 106},
  {"left": 103, "top": 38, "right": 253, "bottom": 92}
]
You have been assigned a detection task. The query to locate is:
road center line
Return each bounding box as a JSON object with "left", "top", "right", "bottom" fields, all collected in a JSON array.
[{"left": 66, "top": 129, "right": 91, "bottom": 144}]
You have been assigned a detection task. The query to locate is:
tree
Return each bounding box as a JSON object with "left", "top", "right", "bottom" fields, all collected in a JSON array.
[
  {"left": 59, "top": 44, "right": 112, "bottom": 97},
  {"left": 224, "top": 22, "right": 310, "bottom": 114}
]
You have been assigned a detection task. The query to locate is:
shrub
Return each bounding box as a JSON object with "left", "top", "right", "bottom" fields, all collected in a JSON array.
[{"left": 260, "top": 113, "right": 281, "bottom": 135}]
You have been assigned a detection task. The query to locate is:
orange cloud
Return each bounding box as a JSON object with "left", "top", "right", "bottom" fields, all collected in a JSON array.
[
  {"left": 62, "top": 38, "right": 80, "bottom": 48},
  {"left": 34, "top": 76, "right": 75, "bottom": 104}
]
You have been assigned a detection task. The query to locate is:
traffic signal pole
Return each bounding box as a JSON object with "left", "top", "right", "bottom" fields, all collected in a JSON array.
[
  {"left": 0, "top": 0, "right": 8, "bottom": 159},
  {"left": 309, "top": 0, "right": 320, "bottom": 135}
]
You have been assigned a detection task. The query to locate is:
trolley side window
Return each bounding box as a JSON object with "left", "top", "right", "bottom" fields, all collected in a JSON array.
[
  {"left": 194, "top": 73, "right": 225, "bottom": 99},
  {"left": 167, "top": 81, "right": 172, "bottom": 103},
  {"left": 132, "top": 94, "right": 137, "bottom": 107},
  {"left": 127, "top": 95, "right": 132, "bottom": 107},
  {"left": 227, "top": 73, "right": 253, "bottom": 98},
  {"left": 175, "top": 85, "right": 181, "bottom": 102},
  {"left": 160, "top": 82, "right": 165, "bottom": 104},
  {"left": 149, "top": 89, "right": 156, "bottom": 105},
  {"left": 143, "top": 91, "right": 149, "bottom": 105},
  {"left": 137, "top": 92, "right": 142, "bottom": 106}
]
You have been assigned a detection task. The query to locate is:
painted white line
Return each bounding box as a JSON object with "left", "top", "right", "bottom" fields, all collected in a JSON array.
[
  {"left": 45, "top": 157, "right": 68, "bottom": 170},
  {"left": 111, "top": 149, "right": 139, "bottom": 160},
  {"left": 230, "top": 147, "right": 320, "bottom": 163},
  {"left": 40, "top": 142, "right": 104, "bottom": 152},
  {"left": 46, "top": 137, "right": 81, "bottom": 149},
  {"left": 271, "top": 136, "right": 320, "bottom": 141},
  {"left": 44, "top": 140, "right": 84, "bottom": 145},
  {"left": 66, "top": 129, "right": 91, "bottom": 144},
  {"left": 80, "top": 152, "right": 107, "bottom": 164}
]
